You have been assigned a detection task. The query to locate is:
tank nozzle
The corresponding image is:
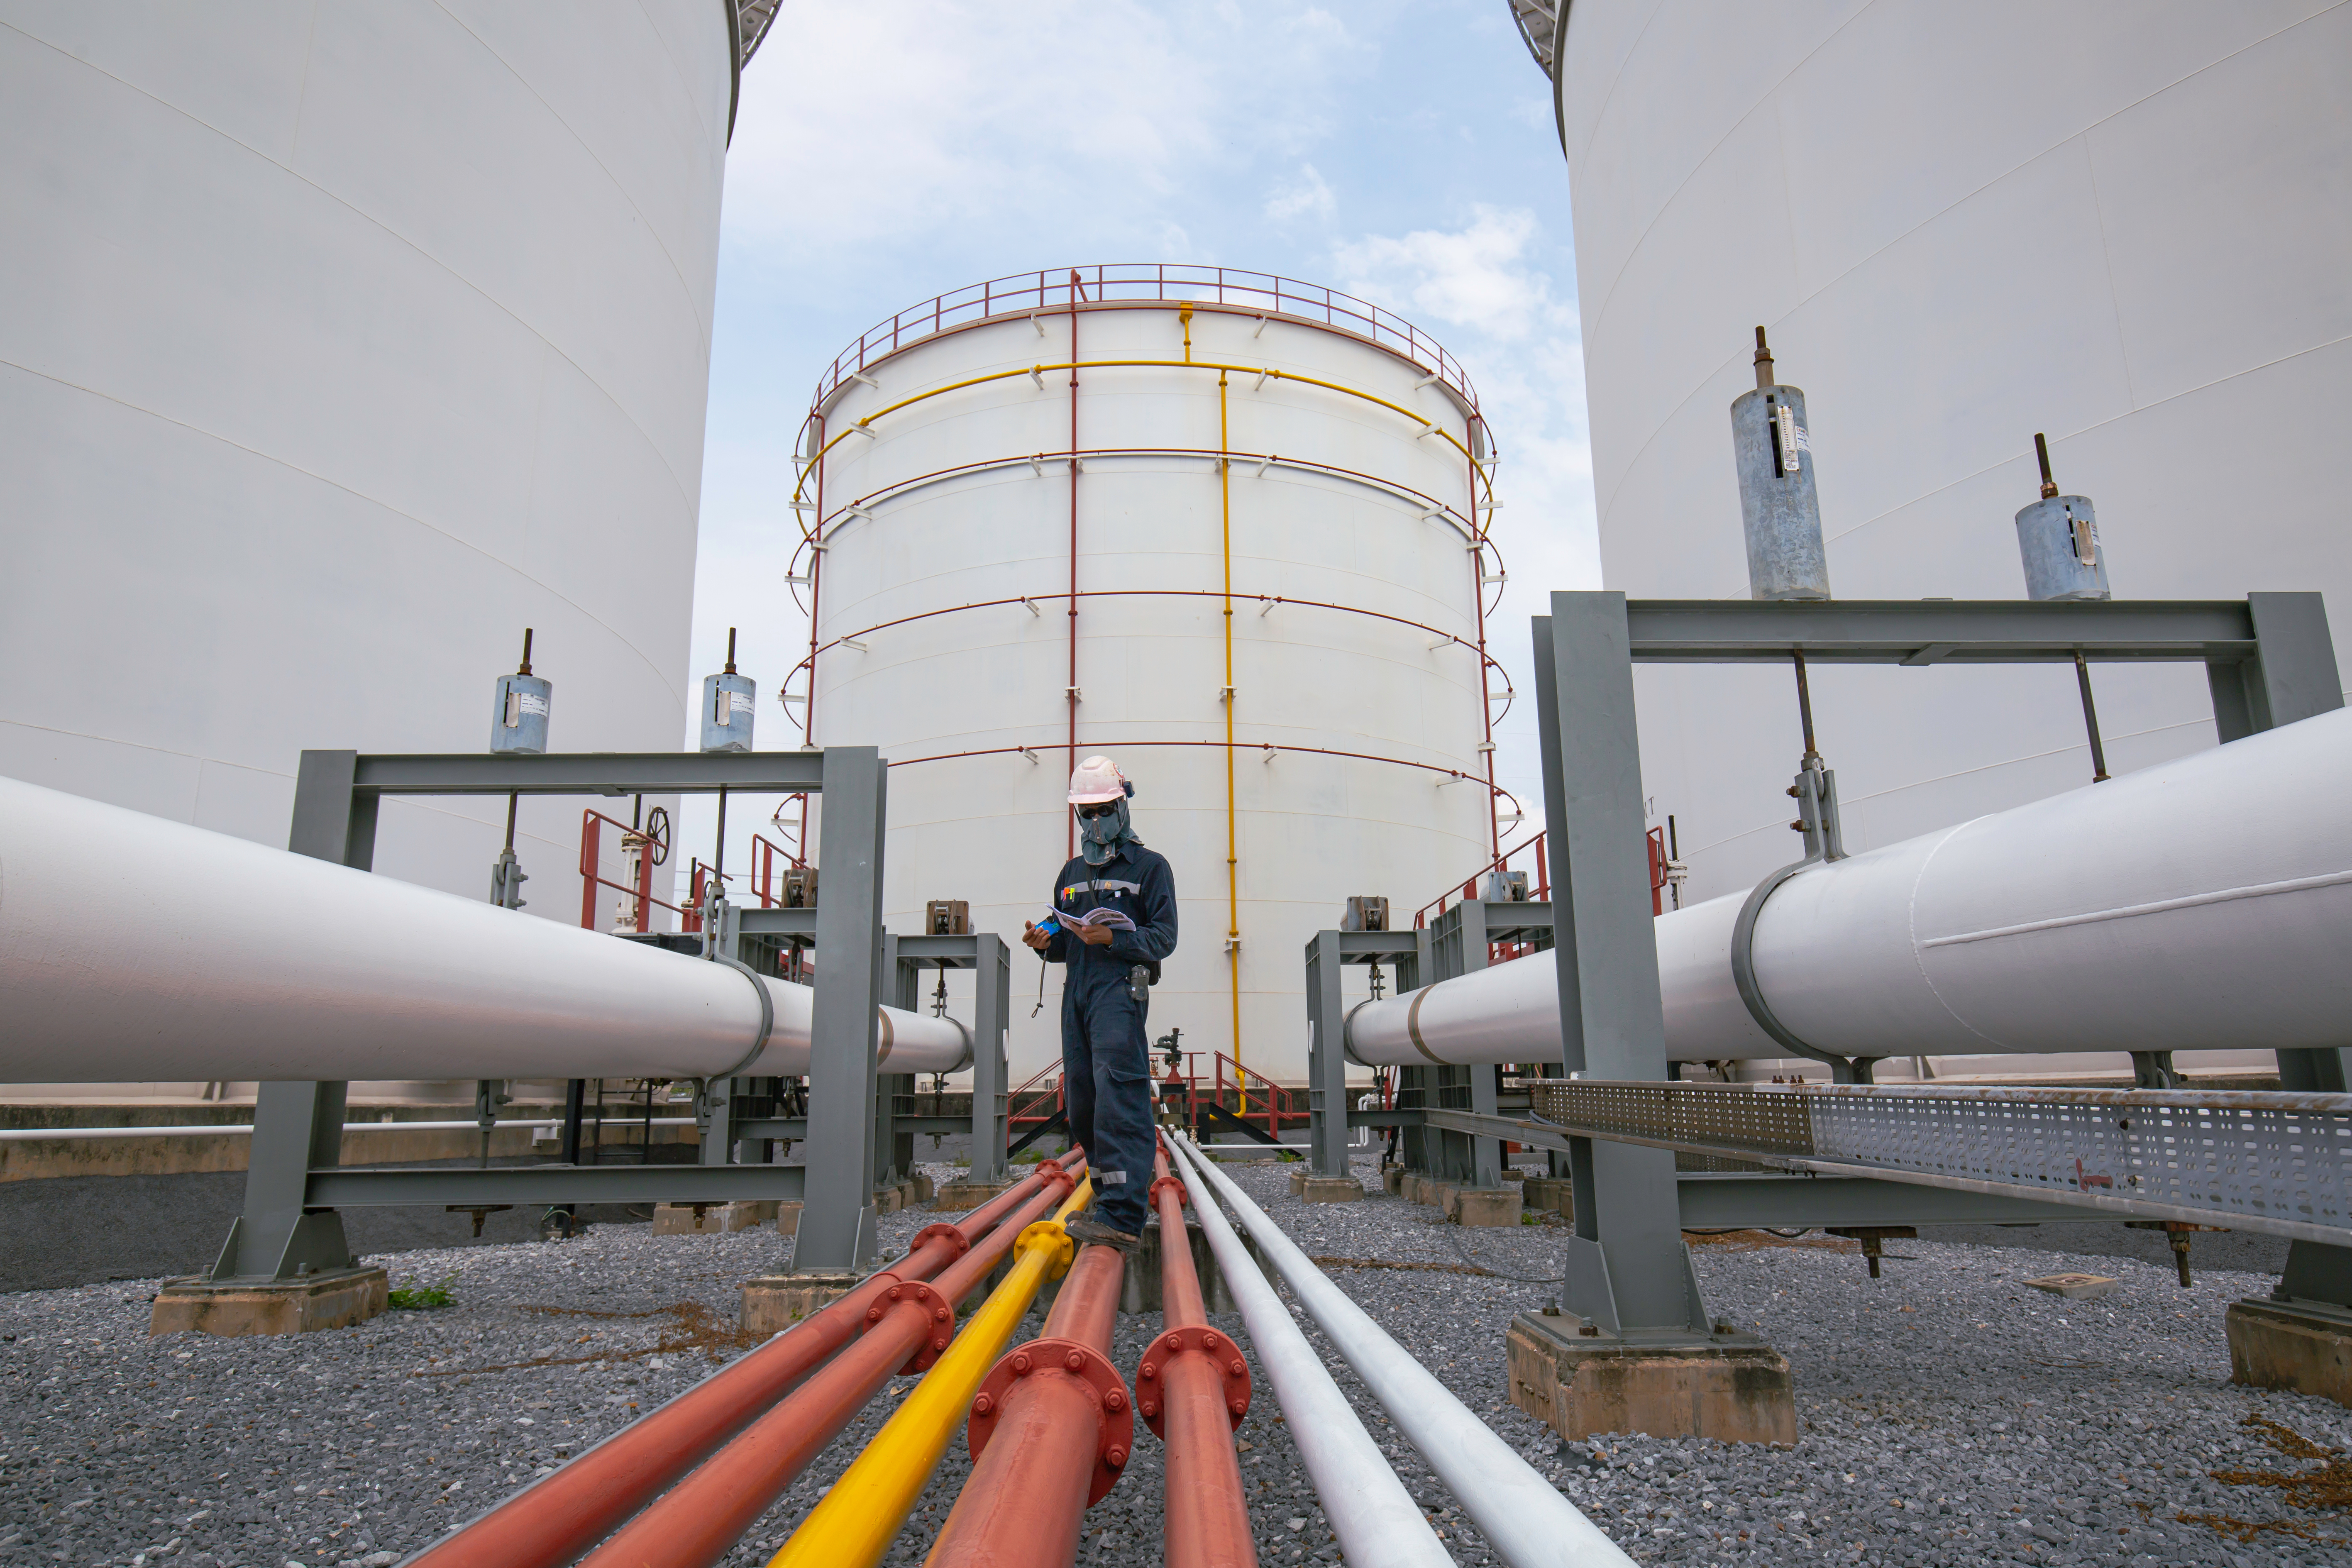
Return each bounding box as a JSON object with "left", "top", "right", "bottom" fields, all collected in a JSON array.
[
  {"left": 1752, "top": 326, "right": 1776, "bottom": 391},
  {"left": 2034, "top": 432, "right": 2059, "bottom": 500},
  {"left": 518, "top": 628, "right": 534, "bottom": 677}
]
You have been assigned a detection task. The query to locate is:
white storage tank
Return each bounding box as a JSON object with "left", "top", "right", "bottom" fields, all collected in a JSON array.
[
  {"left": 0, "top": 2, "right": 750, "bottom": 895},
  {"left": 0, "top": 1, "right": 763, "bottom": 1096},
  {"left": 793, "top": 269, "right": 1505, "bottom": 1082},
  {"left": 1524, "top": 1, "right": 2352, "bottom": 903}
]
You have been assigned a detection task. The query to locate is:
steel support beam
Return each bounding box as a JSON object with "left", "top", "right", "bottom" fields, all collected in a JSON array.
[
  {"left": 1535, "top": 593, "right": 1704, "bottom": 1336},
  {"left": 306, "top": 1164, "right": 808, "bottom": 1207},
  {"left": 1304, "top": 931, "right": 1350, "bottom": 1177},
  {"left": 345, "top": 751, "right": 827, "bottom": 796},
  {"left": 796, "top": 747, "right": 887, "bottom": 1270},
  {"left": 1623, "top": 598, "right": 2259, "bottom": 665}
]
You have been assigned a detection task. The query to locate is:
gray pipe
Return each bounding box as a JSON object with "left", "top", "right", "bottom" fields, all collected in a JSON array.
[
  {"left": 1167, "top": 1141, "right": 1451, "bottom": 1568},
  {"left": 1173, "top": 1140, "right": 1638, "bottom": 1568}
]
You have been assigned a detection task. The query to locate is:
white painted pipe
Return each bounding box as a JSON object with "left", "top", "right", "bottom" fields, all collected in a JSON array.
[
  {"left": 0, "top": 776, "right": 970, "bottom": 1082},
  {"left": 1166, "top": 1140, "right": 1453, "bottom": 1568},
  {"left": 0, "top": 1119, "right": 703, "bottom": 1142},
  {"left": 1174, "top": 1138, "right": 1639, "bottom": 1568},
  {"left": 1348, "top": 708, "right": 2352, "bottom": 1066}
]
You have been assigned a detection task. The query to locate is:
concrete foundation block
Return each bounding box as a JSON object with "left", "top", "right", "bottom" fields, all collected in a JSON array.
[
  {"left": 873, "top": 1185, "right": 904, "bottom": 1216},
  {"left": 1429, "top": 1182, "right": 1460, "bottom": 1214},
  {"left": 1522, "top": 1177, "right": 1572, "bottom": 1215},
  {"left": 2227, "top": 1297, "right": 2352, "bottom": 1407},
  {"left": 1506, "top": 1310, "right": 1796, "bottom": 1446},
  {"left": 773, "top": 1201, "right": 802, "bottom": 1236},
  {"left": 1448, "top": 1187, "right": 1523, "bottom": 1227},
  {"left": 1380, "top": 1167, "right": 1407, "bottom": 1197},
  {"left": 1300, "top": 1175, "right": 1365, "bottom": 1204},
  {"left": 1288, "top": 1169, "right": 1309, "bottom": 1197},
  {"left": 742, "top": 1270, "right": 865, "bottom": 1336},
  {"left": 150, "top": 1267, "right": 388, "bottom": 1338},
  {"left": 912, "top": 1172, "right": 935, "bottom": 1203},
  {"left": 932, "top": 1178, "right": 1018, "bottom": 1212}
]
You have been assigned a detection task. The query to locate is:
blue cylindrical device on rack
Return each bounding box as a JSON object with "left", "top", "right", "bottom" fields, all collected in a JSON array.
[
  {"left": 2015, "top": 433, "right": 2110, "bottom": 601},
  {"left": 701, "top": 627, "right": 756, "bottom": 753},
  {"left": 1730, "top": 327, "right": 1831, "bottom": 601},
  {"left": 491, "top": 629, "right": 551, "bottom": 754}
]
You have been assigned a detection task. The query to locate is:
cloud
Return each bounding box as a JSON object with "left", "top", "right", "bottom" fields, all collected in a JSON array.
[
  {"left": 1332, "top": 205, "right": 1569, "bottom": 340},
  {"left": 726, "top": 2, "right": 1362, "bottom": 260},
  {"left": 1263, "top": 163, "right": 1336, "bottom": 223},
  {"left": 1330, "top": 204, "right": 1601, "bottom": 826}
]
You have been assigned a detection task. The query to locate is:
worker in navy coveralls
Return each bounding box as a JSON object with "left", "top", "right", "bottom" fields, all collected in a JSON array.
[{"left": 1022, "top": 755, "right": 1177, "bottom": 1250}]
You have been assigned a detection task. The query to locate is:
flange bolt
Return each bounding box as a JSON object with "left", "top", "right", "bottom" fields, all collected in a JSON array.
[{"left": 973, "top": 1393, "right": 994, "bottom": 1416}]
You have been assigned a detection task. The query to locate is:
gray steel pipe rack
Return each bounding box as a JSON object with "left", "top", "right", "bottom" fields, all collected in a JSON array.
[
  {"left": 1304, "top": 591, "right": 2352, "bottom": 1334},
  {"left": 212, "top": 745, "right": 956, "bottom": 1285}
]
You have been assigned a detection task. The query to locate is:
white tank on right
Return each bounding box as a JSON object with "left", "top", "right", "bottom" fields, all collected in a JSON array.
[{"left": 1526, "top": 2, "right": 2352, "bottom": 907}]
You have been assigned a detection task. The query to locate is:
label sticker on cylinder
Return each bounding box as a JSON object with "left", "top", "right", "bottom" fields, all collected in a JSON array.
[
  {"left": 518, "top": 693, "right": 549, "bottom": 716},
  {"left": 1776, "top": 403, "right": 1805, "bottom": 471}
]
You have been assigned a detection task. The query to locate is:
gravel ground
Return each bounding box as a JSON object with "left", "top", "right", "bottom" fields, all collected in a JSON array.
[{"left": 5, "top": 1154, "right": 2350, "bottom": 1566}]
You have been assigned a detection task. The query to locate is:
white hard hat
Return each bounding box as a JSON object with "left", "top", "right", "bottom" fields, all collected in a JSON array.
[{"left": 1068, "top": 755, "right": 1128, "bottom": 805}]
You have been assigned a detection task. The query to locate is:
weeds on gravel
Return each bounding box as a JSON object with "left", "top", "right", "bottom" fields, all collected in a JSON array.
[
  {"left": 386, "top": 1272, "right": 459, "bottom": 1309},
  {"left": 411, "top": 1301, "right": 756, "bottom": 1379},
  {"left": 2175, "top": 1412, "right": 2352, "bottom": 1545}
]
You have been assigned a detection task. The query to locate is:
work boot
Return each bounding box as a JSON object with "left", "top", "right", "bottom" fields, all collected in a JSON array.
[{"left": 1065, "top": 1216, "right": 1141, "bottom": 1252}]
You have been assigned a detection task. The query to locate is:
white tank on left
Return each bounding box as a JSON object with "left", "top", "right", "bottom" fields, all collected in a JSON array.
[{"left": 0, "top": 3, "right": 740, "bottom": 961}]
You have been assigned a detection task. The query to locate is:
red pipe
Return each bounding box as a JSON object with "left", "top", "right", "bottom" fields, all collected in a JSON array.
[
  {"left": 407, "top": 1160, "right": 1077, "bottom": 1568},
  {"left": 575, "top": 1165, "right": 1084, "bottom": 1568},
  {"left": 924, "top": 1242, "right": 1133, "bottom": 1568},
  {"left": 1138, "top": 1142, "right": 1255, "bottom": 1568}
]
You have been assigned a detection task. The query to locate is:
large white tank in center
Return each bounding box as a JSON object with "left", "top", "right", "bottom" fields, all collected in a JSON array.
[{"left": 794, "top": 269, "right": 1504, "bottom": 1083}]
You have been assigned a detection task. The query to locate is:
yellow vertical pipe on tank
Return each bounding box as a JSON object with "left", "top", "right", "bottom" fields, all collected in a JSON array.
[{"left": 1219, "top": 366, "right": 1243, "bottom": 1109}]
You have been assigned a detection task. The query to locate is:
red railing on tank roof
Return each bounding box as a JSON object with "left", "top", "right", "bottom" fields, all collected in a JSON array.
[{"left": 809, "top": 264, "right": 1484, "bottom": 422}]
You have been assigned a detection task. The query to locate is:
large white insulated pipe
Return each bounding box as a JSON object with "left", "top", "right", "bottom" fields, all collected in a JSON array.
[
  {"left": 0, "top": 776, "right": 970, "bottom": 1082},
  {"left": 1348, "top": 707, "right": 2352, "bottom": 1066}
]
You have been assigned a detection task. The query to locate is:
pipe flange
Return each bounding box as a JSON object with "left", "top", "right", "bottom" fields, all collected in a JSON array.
[
  {"left": 1017, "top": 1219, "right": 1077, "bottom": 1281},
  {"left": 1132, "top": 1324, "right": 1252, "bottom": 1440},
  {"left": 1147, "top": 1174, "right": 1187, "bottom": 1211},
  {"left": 1034, "top": 1156, "right": 1067, "bottom": 1183},
  {"left": 858, "top": 1279, "right": 957, "bottom": 1373},
  {"left": 968, "top": 1336, "right": 1136, "bottom": 1506},
  {"left": 911, "top": 1222, "right": 972, "bottom": 1265}
]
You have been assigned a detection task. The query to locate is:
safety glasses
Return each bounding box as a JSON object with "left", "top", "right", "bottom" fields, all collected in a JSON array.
[{"left": 1075, "top": 801, "right": 1120, "bottom": 819}]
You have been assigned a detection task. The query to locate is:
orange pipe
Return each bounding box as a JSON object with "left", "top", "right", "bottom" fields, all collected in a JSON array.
[
  {"left": 410, "top": 1160, "right": 1077, "bottom": 1568},
  {"left": 923, "top": 1244, "right": 1133, "bottom": 1568},
  {"left": 576, "top": 1167, "right": 1081, "bottom": 1568},
  {"left": 1142, "top": 1142, "right": 1256, "bottom": 1568}
]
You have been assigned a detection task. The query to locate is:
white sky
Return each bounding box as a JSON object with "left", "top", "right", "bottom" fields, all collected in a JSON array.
[{"left": 686, "top": 0, "right": 1598, "bottom": 891}]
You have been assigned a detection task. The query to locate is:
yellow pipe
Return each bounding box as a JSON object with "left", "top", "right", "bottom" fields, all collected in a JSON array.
[
  {"left": 789, "top": 359, "right": 1477, "bottom": 510},
  {"left": 763, "top": 1182, "right": 1091, "bottom": 1568},
  {"left": 1219, "top": 371, "right": 1242, "bottom": 1111}
]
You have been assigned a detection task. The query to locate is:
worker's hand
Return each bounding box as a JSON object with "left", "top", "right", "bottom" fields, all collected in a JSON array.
[
  {"left": 1022, "top": 921, "right": 1051, "bottom": 951},
  {"left": 1076, "top": 922, "right": 1116, "bottom": 947}
]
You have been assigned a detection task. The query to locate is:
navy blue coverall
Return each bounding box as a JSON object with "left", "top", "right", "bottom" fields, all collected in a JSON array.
[{"left": 1043, "top": 845, "right": 1178, "bottom": 1235}]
